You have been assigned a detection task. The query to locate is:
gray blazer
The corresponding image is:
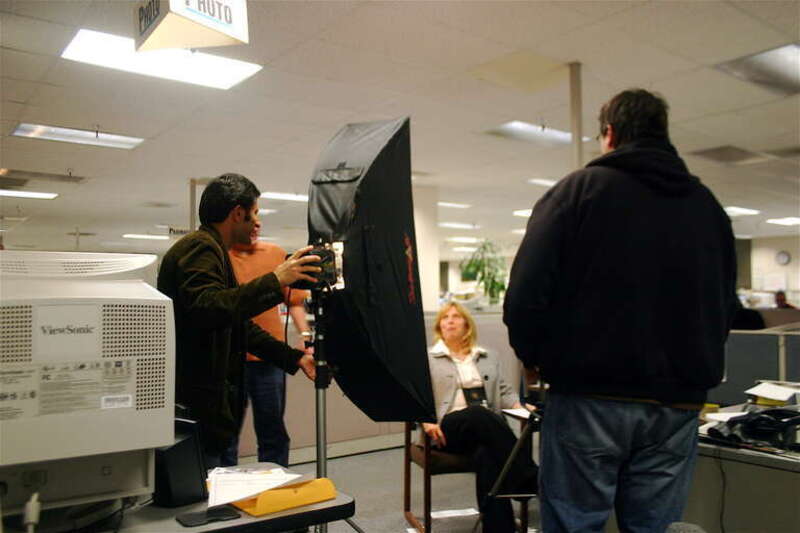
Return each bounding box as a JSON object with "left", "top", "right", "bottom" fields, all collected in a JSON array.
[{"left": 428, "top": 342, "right": 520, "bottom": 423}]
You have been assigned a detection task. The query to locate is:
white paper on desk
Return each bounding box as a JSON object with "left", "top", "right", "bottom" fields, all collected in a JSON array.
[
  {"left": 502, "top": 408, "right": 531, "bottom": 419},
  {"left": 698, "top": 421, "right": 716, "bottom": 436},
  {"left": 745, "top": 382, "right": 799, "bottom": 402},
  {"left": 207, "top": 467, "right": 301, "bottom": 507},
  {"left": 705, "top": 412, "right": 748, "bottom": 422}
]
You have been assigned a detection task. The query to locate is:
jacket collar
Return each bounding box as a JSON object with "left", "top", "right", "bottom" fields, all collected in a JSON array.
[
  {"left": 430, "top": 339, "right": 487, "bottom": 359},
  {"left": 200, "top": 224, "right": 226, "bottom": 250}
]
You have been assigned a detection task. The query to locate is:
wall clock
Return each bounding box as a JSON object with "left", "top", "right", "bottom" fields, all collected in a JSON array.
[{"left": 775, "top": 250, "right": 791, "bottom": 266}]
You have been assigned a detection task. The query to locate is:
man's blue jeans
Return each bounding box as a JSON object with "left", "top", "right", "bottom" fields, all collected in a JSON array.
[
  {"left": 223, "top": 361, "right": 291, "bottom": 467},
  {"left": 540, "top": 392, "right": 699, "bottom": 533}
]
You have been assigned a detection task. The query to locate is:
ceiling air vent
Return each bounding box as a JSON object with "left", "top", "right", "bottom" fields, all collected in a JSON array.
[
  {"left": 689, "top": 145, "right": 767, "bottom": 165},
  {"left": 0, "top": 177, "right": 28, "bottom": 188},
  {"left": 0, "top": 168, "right": 86, "bottom": 184},
  {"left": 766, "top": 146, "right": 800, "bottom": 161}
]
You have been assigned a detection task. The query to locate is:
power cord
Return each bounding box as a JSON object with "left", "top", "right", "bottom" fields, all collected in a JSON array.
[
  {"left": 715, "top": 447, "right": 727, "bottom": 533},
  {"left": 23, "top": 492, "right": 40, "bottom": 533}
]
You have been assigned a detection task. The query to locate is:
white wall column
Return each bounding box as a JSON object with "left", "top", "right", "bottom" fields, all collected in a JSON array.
[
  {"left": 412, "top": 185, "right": 440, "bottom": 312},
  {"left": 569, "top": 61, "right": 583, "bottom": 168}
]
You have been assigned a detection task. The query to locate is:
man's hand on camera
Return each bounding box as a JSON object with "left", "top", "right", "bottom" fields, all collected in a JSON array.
[
  {"left": 298, "top": 350, "right": 315, "bottom": 381},
  {"left": 274, "top": 246, "right": 321, "bottom": 287},
  {"left": 422, "top": 422, "right": 446, "bottom": 448}
]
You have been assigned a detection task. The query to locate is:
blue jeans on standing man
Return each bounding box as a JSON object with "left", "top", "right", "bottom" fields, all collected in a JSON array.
[
  {"left": 539, "top": 392, "right": 699, "bottom": 533},
  {"left": 222, "top": 361, "right": 291, "bottom": 467}
]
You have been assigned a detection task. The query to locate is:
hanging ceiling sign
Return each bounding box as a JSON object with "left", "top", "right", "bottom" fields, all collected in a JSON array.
[{"left": 135, "top": 0, "right": 249, "bottom": 51}]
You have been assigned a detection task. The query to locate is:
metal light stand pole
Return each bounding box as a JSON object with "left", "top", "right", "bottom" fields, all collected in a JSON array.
[{"left": 310, "top": 288, "right": 364, "bottom": 533}]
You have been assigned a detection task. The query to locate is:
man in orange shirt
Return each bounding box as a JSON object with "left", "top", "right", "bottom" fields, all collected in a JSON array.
[{"left": 224, "top": 219, "right": 311, "bottom": 466}]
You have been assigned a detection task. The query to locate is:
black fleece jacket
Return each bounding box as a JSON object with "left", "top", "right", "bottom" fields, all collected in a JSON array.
[{"left": 503, "top": 139, "right": 739, "bottom": 404}]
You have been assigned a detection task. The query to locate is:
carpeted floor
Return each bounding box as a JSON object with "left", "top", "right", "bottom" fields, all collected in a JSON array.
[{"left": 290, "top": 447, "right": 540, "bottom": 532}]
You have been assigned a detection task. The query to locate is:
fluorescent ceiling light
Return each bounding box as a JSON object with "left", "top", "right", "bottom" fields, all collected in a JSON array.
[
  {"left": 513, "top": 209, "right": 532, "bottom": 218},
  {"left": 453, "top": 247, "right": 478, "bottom": 253},
  {"left": 766, "top": 217, "right": 800, "bottom": 226},
  {"left": 258, "top": 208, "right": 278, "bottom": 215},
  {"left": 13, "top": 122, "right": 143, "bottom": 149},
  {"left": 512, "top": 229, "right": 526, "bottom": 235},
  {"left": 724, "top": 206, "right": 761, "bottom": 217},
  {"left": 446, "top": 237, "right": 480, "bottom": 244},
  {"left": 438, "top": 202, "right": 471, "bottom": 209},
  {"left": 439, "top": 222, "right": 480, "bottom": 230},
  {"left": 260, "top": 192, "right": 308, "bottom": 202},
  {"left": 62, "top": 29, "right": 262, "bottom": 90},
  {"left": 0, "top": 189, "right": 58, "bottom": 200},
  {"left": 735, "top": 234, "right": 753, "bottom": 239},
  {"left": 123, "top": 234, "right": 169, "bottom": 240},
  {"left": 489, "top": 120, "right": 591, "bottom": 145},
  {"left": 716, "top": 43, "right": 800, "bottom": 96},
  {"left": 528, "top": 178, "right": 558, "bottom": 187}
]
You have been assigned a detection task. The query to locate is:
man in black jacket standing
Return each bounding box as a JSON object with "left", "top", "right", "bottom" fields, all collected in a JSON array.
[
  {"left": 503, "top": 89, "right": 738, "bottom": 532},
  {"left": 158, "top": 173, "right": 320, "bottom": 469}
]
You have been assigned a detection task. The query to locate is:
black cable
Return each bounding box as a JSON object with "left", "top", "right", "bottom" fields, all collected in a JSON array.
[
  {"left": 284, "top": 288, "right": 292, "bottom": 346},
  {"left": 715, "top": 447, "right": 727, "bottom": 533}
]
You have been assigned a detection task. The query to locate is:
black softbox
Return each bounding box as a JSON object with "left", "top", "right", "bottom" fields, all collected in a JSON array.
[{"left": 306, "top": 117, "right": 435, "bottom": 423}]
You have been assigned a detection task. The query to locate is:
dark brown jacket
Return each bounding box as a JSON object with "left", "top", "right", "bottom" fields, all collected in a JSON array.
[{"left": 158, "top": 225, "right": 302, "bottom": 452}]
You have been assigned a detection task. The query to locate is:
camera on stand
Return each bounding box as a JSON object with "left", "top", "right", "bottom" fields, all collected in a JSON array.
[{"left": 288, "top": 242, "right": 343, "bottom": 291}]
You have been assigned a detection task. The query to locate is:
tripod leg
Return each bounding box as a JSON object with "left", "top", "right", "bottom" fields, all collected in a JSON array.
[{"left": 488, "top": 416, "right": 539, "bottom": 498}]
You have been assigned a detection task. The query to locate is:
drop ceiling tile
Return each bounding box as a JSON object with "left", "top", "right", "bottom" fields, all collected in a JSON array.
[
  {"left": 657, "top": 67, "right": 780, "bottom": 122},
  {"left": 316, "top": 2, "right": 514, "bottom": 72},
  {"left": 1, "top": 0, "right": 91, "bottom": 27},
  {"left": 77, "top": 0, "right": 138, "bottom": 39},
  {"left": 411, "top": 73, "right": 568, "bottom": 121},
  {"left": 1, "top": 48, "right": 56, "bottom": 81},
  {"left": 0, "top": 77, "right": 44, "bottom": 104},
  {"left": 0, "top": 12, "right": 77, "bottom": 56},
  {"left": 678, "top": 95, "right": 800, "bottom": 149},
  {"left": 0, "top": 99, "right": 24, "bottom": 121},
  {"left": 417, "top": 1, "right": 594, "bottom": 49},
  {"left": 731, "top": 1, "right": 800, "bottom": 41},
  {"left": 670, "top": 125, "right": 723, "bottom": 154},
  {"left": 566, "top": 0, "right": 645, "bottom": 19},
  {"left": 606, "top": 0, "right": 791, "bottom": 65},
  {"left": 533, "top": 21, "right": 698, "bottom": 88},
  {"left": 268, "top": 39, "right": 446, "bottom": 94},
  {"left": 27, "top": 78, "right": 203, "bottom": 139},
  {"left": 250, "top": 0, "right": 360, "bottom": 38}
]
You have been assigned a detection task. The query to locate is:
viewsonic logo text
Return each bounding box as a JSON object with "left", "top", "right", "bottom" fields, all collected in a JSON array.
[{"left": 40, "top": 325, "right": 95, "bottom": 335}]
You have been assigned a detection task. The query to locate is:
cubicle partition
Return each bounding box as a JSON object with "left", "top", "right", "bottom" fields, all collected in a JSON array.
[
  {"left": 236, "top": 316, "right": 798, "bottom": 460},
  {"left": 786, "top": 332, "right": 800, "bottom": 382},
  {"left": 237, "top": 312, "right": 521, "bottom": 463},
  {"left": 708, "top": 325, "right": 800, "bottom": 406}
]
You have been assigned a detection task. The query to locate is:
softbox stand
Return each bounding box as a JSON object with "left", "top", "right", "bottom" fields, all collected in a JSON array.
[
  {"left": 309, "top": 287, "right": 364, "bottom": 533},
  {"left": 303, "top": 116, "right": 437, "bottom": 531}
]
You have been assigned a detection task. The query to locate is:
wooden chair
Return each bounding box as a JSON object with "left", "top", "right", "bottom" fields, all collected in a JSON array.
[{"left": 402, "top": 412, "right": 534, "bottom": 533}]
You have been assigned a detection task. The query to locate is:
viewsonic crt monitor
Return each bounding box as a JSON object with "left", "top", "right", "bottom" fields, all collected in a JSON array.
[
  {"left": 306, "top": 117, "right": 436, "bottom": 423},
  {"left": 0, "top": 251, "right": 175, "bottom": 515}
]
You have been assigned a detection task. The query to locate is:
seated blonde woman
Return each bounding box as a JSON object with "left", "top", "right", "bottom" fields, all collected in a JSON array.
[{"left": 423, "top": 302, "right": 538, "bottom": 533}]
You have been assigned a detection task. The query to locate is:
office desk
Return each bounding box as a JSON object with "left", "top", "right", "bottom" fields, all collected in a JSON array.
[
  {"left": 118, "top": 492, "right": 355, "bottom": 533},
  {"left": 682, "top": 442, "right": 800, "bottom": 533}
]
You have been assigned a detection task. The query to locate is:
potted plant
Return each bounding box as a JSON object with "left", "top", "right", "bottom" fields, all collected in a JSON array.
[{"left": 459, "top": 240, "right": 507, "bottom": 306}]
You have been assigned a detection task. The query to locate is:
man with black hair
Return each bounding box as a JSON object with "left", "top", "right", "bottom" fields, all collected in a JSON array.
[
  {"left": 504, "top": 89, "right": 739, "bottom": 531},
  {"left": 158, "top": 173, "right": 320, "bottom": 468}
]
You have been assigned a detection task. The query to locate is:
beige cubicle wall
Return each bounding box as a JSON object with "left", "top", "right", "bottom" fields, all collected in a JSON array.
[{"left": 235, "top": 311, "right": 523, "bottom": 463}]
